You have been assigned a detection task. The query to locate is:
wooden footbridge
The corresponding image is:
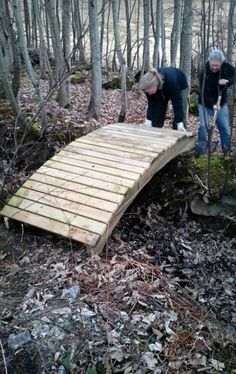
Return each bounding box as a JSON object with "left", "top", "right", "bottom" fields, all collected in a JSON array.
[{"left": 0, "top": 124, "right": 194, "bottom": 254}]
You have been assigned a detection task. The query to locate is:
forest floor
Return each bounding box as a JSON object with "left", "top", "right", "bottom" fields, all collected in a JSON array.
[{"left": 0, "top": 72, "right": 236, "bottom": 374}]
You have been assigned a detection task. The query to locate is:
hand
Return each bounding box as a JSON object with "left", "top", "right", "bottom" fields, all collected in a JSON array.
[
  {"left": 144, "top": 118, "right": 152, "bottom": 128},
  {"left": 219, "top": 79, "right": 228, "bottom": 85},
  {"left": 213, "top": 104, "right": 220, "bottom": 111},
  {"left": 176, "top": 122, "right": 187, "bottom": 132}
]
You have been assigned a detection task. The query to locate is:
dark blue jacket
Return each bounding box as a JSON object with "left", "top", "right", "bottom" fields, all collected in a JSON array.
[
  {"left": 146, "top": 67, "right": 188, "bottom": 124},
  {"left": 198, "top": 61, "right": 235, "bottom": 109}
]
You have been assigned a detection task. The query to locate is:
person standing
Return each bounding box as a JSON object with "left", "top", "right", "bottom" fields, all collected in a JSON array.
[
  {"left": 138, "top": 67, "right": 188, "bottom": 132},
  {"left": 196, "top": 49, "right": 235, "bottom": 154}
]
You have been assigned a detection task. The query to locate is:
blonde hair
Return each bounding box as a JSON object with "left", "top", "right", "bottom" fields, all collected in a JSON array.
[{"left": 139, "top": 68, "right": 163, "bottom": 91}]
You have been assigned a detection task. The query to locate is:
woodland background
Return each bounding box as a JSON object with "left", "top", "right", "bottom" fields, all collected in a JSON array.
[{"left": 0, "top": 1, "right": 236, "bottom": 374}]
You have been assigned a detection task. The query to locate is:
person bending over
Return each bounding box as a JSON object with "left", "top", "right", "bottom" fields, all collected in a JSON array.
[
  {"left": 197, "top": 49, "right": 234, "bottom": 154},
  {"left": 138, "top": 67, "right": 188, "bottom": 132}
]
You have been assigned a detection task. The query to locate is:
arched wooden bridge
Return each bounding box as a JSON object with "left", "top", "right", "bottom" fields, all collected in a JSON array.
[{"left": 0, "top": 123, "right": 194, "bottom": 254}]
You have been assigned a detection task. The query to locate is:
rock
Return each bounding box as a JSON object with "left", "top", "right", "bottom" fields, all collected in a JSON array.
[{"left": 8, "top": 330, "right": 31, "bottom": 350}]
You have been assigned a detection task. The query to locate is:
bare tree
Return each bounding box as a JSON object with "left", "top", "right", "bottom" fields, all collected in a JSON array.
[
  {"left": 180, "top": 0, "right": 193, "bottom": 126},
  {"left": 74, "top": 0, "right": 86, "bottom": 66},
  {"left": 33, "top": 0, "right": 53, "bottom": 82},
  {"left": 227, "top": 0, "right": 236, "bottom": 64},
  {"left": 170, "top": 0, "right": 182, "bottom": 66},
  {"left": 124, "top": 0, "right": 132, "bottom": 69},
  {"left": 45, "top": 0, "right": 70, "bottom": 108},
  {"left": 12, "top": 0, "right": 47, "bottom": 132},
  {"left": 87, "top": 0, "right": 102, "bottom": 118},
  {"left": 153, "top": 0, "right": 162, "bottom": 67},
  {"left": 112, "top": 0, "right": 127, "bottom": 122},
  {"left": 143, "top": 0, "right": 150, "bottom": 70}
]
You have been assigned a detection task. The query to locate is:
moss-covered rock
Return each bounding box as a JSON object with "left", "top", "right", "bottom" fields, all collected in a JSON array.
[
  {"left": 102, "top": 75, "right": 134, "bottom": 90},
  {"left": 193, "top": 154, "right": 236, "bottom": 198},
  {"left": 70, "top": 73, "right": 86, "bottom": 84}
]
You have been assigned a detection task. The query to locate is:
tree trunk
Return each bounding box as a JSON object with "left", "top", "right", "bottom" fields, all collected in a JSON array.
[
  {"left": 0, "top": 46, "right": 19, "bottom": 115},
  {"left": 74, "top": 0, "right": 86, "bottom": 66},
  {"left": 12, "top": 0, "right": 47, "bottom": 132},
  {"left": 112, "top": 0, "right": 127, "bottom": 122},
  {"left": 160, "top": 0, "right": 167, "bottom": 67},
  {"left": 153, "top": 0, "right": 161, "bottom": 67},
  {"left": 143, "top": 0, "right": 150, "bottom": 70},
  {"left": 23, "top": 0, "right": 31, "bottom": 47},
  {"left": 4, "top": 0, "right": 21, "bottom": 98},
  {"left": 170, "top": 0, "right": 181, "bottom": 67},
  {"left": 180, "top": 0, "right": 193, "bottom": 127},
  {"left": 45, "top": 0, "right": 70, "bottom": 108},
  {"left": 62, "top": 0, "right": 71, "bottom": 67},
  {"left": 34, "top": 0, "right": 53, "bottom": 84},
  {"left": 125, "top": 0, "right": 132, "bottom": 70},
  {"left": 87, "top": 0, "right": 102, "bottom": 118},
  {"left": 227, "top": 0, "right": 236, "bottom": 64},
  {"left": 100, "top": 0, "right": 106, "bottom": 61}
]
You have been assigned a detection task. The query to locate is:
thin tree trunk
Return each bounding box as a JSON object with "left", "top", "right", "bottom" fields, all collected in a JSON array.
[
  {"left": 143, "top": 0, "right": 150, "bottom": 70},
  {"left": 105, "top": 0, "right": 112, "bottom": 69},
  {"left": 74, "top": 0, "right": 86, "bottom": 66},
  {"left": 34, "top": 0, "right": 53, "bottom": 84},
  {"left": 87, "top": 0, "right": 102, "bottom": 118},
  {"left": 160, "top": 0, "right": 167, "bottom": 67},
  {"left": 45, "top": 0, "right": 70, "bottom": 108},
  {"left": 179, "top": 0, "right": 193, "bottom": 127},
  {"left": 0, "top": 47, "right": 19, "bottom": 115},
  {"left": 100, "top": 0, "right": 106, "bottom": 60},
  {"left": 12, "top": 0, "right": 47, "bottom": 132},
  {"left": 153, "top": 0, "right": 161, "bottom": 67},
  {"left": 227, "top": 0, "right": 236, "bottom": 64},
  {"left": 112, "top": 0, "right": 127, "bottom": 122},
  {"left": 125, "top": 0, "right": 132, "bottom": 70},
  {"left": 170, "top": 0, "right": 181, "bottom": 66},
  {"left": 23, "top": 0, "right": 31, "bottom": 47}
]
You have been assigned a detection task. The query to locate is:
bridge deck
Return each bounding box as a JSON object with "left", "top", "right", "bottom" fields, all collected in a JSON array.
[{"left": 0, "top": 123, "right": 194, "bottom": 254}]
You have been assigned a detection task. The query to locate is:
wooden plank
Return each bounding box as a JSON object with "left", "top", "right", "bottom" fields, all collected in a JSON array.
[
  {"left": 0, "top": 205, "right": 99, "bottom": 247},
  {"left": 84, "top": 132, "right": 171, "bottom": 151},
  {"left": 24, "top": 178, "right": 120, "bottom": 210},
  {"left": 65, "top": 145, "right": 150, "bottom": 168},
  {"left": 16, "top": 187, "right": 113, "bottom": 223},
  {"left": 90, "top": 135, "right": 195, "bottom": 254},
  {"left": 60, "top": 150, "right": 146, "bottom": 174},
  {"left": 101, "top": 127, "right": 178, "bottom": 143},
  {"left": 107, "top": 123, "right": 186, "bottom": 138},
  {"left": 76, "top": 138, "right": 158, "bottom": 157},
  {"left": 8, "top": 196, "right": 107, "bottom": 235},
  {"left": 51, "top": 154, "right": 141, "bottom": 180},
  {"left": 44, "top": 159, "right": 136, "bottom": 188},
  {"left": 37, "top": 166, "right": 128, "bottom": 195}
]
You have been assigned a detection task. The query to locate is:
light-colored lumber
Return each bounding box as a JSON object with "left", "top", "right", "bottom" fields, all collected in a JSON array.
[{"left": 0, "top": 123, "right": 195, "bottom": 254}]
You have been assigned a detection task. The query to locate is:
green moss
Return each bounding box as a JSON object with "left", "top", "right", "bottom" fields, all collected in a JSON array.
[
  {"left": 189, "top": 154, "right": 236, "bottom": 198},
  {"left": 70, "top": 73, "right": 86, "bottom": 84},
  {"left": 31, "top": 122, "right": 42, "bottom": 137},
  {"left": 102, "top": 76, "right": 134, "bottom": 90},
  {"left": 189, "top": 92, "right": 198, "bottom": 116}
]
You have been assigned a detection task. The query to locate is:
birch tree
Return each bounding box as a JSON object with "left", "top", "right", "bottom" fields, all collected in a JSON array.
[
  {"left": 180, "top": 0, "right": 193, "bottom": 126},
  {"left": 87, "top": 0, "right": 102, "bottom": 118}
]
